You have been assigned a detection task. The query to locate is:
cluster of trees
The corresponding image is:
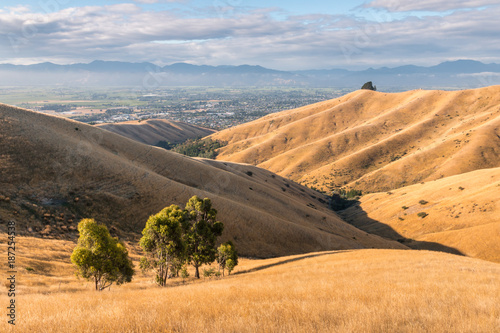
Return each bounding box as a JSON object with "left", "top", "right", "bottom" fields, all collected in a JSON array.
[
  {"left": 337, "top": 188, "right": 362, "bottom": 199},
  {"left": 155, "top": 140, "right": 176, "bottom": 150},
  {"left": 171, "top": 138, "right": 226, "bottom": 159},
  {"left": 71, "top": 196, "right": 238, "bottom": 290},
  {"left": 330, "top": 188, "right": 363, "bottom": 211}
]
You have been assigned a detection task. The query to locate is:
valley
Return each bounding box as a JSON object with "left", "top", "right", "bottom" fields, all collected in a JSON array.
[
  {"left": 0, "top": 102, "right": 403, "bottom": 258},
  {"left": 1, "top": 85, "right": 499, "bottom": 332},
  {"left": 0, "top": 86, "right": 345, "bottom": 130}
]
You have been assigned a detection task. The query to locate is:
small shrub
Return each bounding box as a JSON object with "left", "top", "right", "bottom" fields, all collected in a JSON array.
[
  {"left": 203, "top": 268, "right": 216, "bottom": 278},
  {"left": 402, "top": 206, "right": 409, "bottom": 210},
  {"left": 458, "top": 186, "right": 465, "bottom": 191},
  {"left": 25, "top": 267, "right": 35, "bottom": 272},
  {"left": 419, "top": 200, "right": 428, "bottom": 205},
  {"left": 246, "top": 171, "right": 253, "bottom": 177},
  {"left": 417, "top": 212, "right": 428, "bottom": 218}
]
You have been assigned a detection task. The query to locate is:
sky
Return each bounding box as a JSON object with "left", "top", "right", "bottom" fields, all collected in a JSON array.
[{"left": 0, "top": 0, "right": 499, "bottom": 70}]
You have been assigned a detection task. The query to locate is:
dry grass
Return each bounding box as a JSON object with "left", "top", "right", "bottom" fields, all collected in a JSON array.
[
  {"left": 211, "top": 86, "right": 500, "bottom": 193},
  {"left": 1, "top": 246, "right": 498, "bottom": 332},
  {"left": 339, "top": 167, "right": 500, "bottom": 263},
  {"left": 0, "top": 103, "right": 404, "bottom": 258},
  {"left": 207, "top": 86, "right": 500, "bottom": 263},
  {"left": 2, "top": 89, "right": 499, "bottom": 331},
  {"left": 97, "top": 119, "right": 215, "bottom": 145}
]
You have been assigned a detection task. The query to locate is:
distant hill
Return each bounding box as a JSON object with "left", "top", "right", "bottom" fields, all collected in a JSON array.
[
  {"left": 0, "top": 61, "right": 299, "bottom": 87},
  {"left": 0, "top": 103, "right": 405, "bottom": 257},
  {"left": 211, "top": 86, "right": 500, "bottom": 193},
  {"left": 294, "top": 59, "right": 500, "bottom": 88},
  {"left": 1, "top": 59, "right": 500, "bottom": 88},
  {"left": 209, "top": 86, "right": 500, "bottom": 262},
  {"left": 97, "top": 119, "right": 216, "bottom": 146}
]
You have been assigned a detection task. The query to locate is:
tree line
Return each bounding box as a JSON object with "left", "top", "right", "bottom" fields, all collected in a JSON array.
[{"left": 71, "top": 196, "right": 238, "bottom": 290}]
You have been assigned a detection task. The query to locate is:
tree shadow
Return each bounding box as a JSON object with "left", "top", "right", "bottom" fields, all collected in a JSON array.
[
  {"left": 234, "top": 250, "right": 351, "bottom": 275},
  {"left": 335, "top": 200, "right": 464, "bottom": 256}
]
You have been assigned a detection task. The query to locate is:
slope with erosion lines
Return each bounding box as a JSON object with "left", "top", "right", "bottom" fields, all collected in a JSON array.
[
  {"left": 211, "top": 86, "right": 500, "bottom": 193},
  {"left": 96, "top": 119, "right": 216, "bottom": 146},
  {"left": 0, "top": 103, "right": 405, "bottom": 258},
  {"left": 338, "top": 167, "right": 500, "bottom": 263}
]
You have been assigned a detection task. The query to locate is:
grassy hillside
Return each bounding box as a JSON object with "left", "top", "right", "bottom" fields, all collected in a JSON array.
[
  {"left": 1, "top": 240, "right": 498, "bottom": 332},
  {"left": 338, "top": 167, "right": 500, "bottom": 263},
  {"left": 0, "top": 103, "right": 404, "bottom": 257},
  {"left": 96, "top": 119, "right": 215, "bottom": 146},
  {"left": 211, "top": 86, "right": 500, "bottom": 193}
]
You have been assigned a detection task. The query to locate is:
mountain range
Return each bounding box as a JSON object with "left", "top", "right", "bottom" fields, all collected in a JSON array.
[{"left": 1, "top": 59, "right": 500, "bottom": 89}]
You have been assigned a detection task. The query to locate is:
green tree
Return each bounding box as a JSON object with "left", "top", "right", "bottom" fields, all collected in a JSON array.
[
  {"left": 226, "top": 259, "right": 236, "bottom": 275},
  {"left": 217, "top": 241, "right": 238, "bottom": 276},
  {"left": 185, "top": 196, "right": 224, "bottom": 278},
  {"left": 71, "top": 219, "right": 134, "bottom": 291},
  {"left": 169, "top": 256, "right": 186, "bottom": 278},
  {"left": 139, "top": 205, "right": 188, "bottom": 286}
]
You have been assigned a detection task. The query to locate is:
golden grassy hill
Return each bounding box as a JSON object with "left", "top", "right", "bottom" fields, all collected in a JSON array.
[
  {"left": 0, "top": 103, "right": 405, "bottom": 257},
  {"left": 211, "top": 86, "right": 500, "bottom": 193},
  {"left": 1, "top": 237, "right": 498, "bottom": 332},
  {"left": 337, "top": 167, "right": 500, "bottom": 263},
  {"left": 96, "top": 119, "right": 215, "bottom": 146}
]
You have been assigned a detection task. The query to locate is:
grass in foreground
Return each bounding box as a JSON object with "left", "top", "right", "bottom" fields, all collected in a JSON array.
[{"left": 1, "top": 237, "right": 499, "bottom": 332}]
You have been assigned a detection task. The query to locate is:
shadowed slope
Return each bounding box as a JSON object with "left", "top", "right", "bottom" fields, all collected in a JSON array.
[
  {"left": 338, "top": 167, "right": 500, "bottom": 263},
  {"left": 211, "top": 86, "right": 500, "bottom": 193},
  {"left": 0, "top": 103, "right": 406, "bottom": 257},
  {"left": 97, "top": 119, "right": 215, "bottom": 146}
]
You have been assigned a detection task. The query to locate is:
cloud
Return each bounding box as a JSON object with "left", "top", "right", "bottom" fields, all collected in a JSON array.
[
  {"left": 0, "top": 3, "right": 499, "bottom": 70},
  {"left": 456, "top": 72, "right": 500, "bottom": 77},
  {"left": 365, "top": 0, "right": 500, "bottom": 12},
  {"left": 6, "top": 5, "right": 32, "bottom": 14}
]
